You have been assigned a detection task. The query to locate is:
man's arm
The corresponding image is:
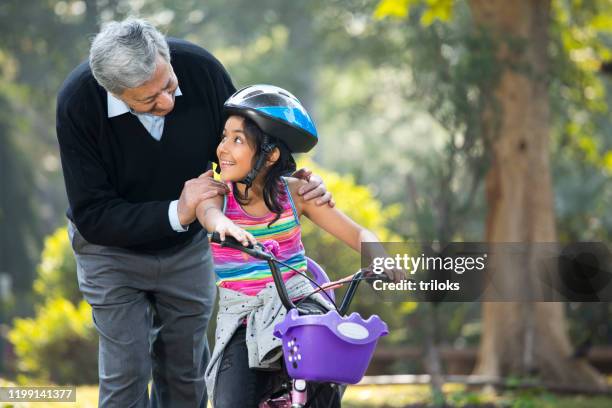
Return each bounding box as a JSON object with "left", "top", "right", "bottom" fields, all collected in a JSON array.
[{"left": 176, "top": 170, "right": 229, "bottom": 227}]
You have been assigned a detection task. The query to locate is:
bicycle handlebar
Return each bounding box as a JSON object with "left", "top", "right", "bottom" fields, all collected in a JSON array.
[
  {"left": 209, "top": 231, "right": 376, "bottom": 315},
  {"left": 209, "top": 232, "right": 272, "bottom": 260}
]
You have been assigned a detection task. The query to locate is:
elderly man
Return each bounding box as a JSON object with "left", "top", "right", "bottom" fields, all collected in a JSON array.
[{"left": 56, "top": 18, "right": 332, "bottom": 408}]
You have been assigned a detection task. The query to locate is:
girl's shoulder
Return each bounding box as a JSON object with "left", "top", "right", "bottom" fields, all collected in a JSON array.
[
  {"left": 282, "top": 177, "right": 308, "bottom": 211},
  {"left": 282, "top": 176, "right": 308, "bottom": 194}
]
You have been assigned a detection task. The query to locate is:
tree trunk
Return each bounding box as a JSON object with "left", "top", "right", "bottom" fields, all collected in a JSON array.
[{"left": 468, "top": 0, "right": 606, "bottom": 388}]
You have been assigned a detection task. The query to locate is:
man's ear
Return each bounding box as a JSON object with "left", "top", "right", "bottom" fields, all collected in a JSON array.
[{"left": 266, "top": 147, "right": 280, "bottom": 166}]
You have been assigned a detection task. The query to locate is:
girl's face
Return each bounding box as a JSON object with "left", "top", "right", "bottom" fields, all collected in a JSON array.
[{"left": 217, "top": 115, "right": 256, "bottom": 181}]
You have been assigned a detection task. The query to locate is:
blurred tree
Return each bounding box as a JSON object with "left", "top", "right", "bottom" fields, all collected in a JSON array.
[
  {"left": 550, "top": 0, "right": 612, "bottom": 245},
  {"left": 0, "top": 92, "right": 39, "bottom": 372},
  {"left": 0, "top": 0, "right": 105, "bottom": 204},
  {"left": 375, "top": 0, "right": 610, "bottom": 389},
  {"left": 0, "top": 0, "right": 103, "bottom": 313},
  {"left": 468, "top": 0, "right": 607, "bottom": 389},
  {"left": 0, "top": 94, "right": 39, "bottom": 297},
  {"left": 0, "top": 0, "right": 609, "bottom": 384}
]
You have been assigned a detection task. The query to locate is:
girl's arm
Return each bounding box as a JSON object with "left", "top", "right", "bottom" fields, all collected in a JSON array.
[
  {"left": 287, "top": 178, "right": 377, "bottom": 252},
  {"left": 195, "top": 196, "right": 257, "bottom": 246},
  {"left": 288, "top": 178, "right": 403, "bottom": 282}
]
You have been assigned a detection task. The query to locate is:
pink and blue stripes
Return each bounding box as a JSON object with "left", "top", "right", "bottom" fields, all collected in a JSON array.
[{"left": 211, "top": 179, "right": 306, "bottom": 296}]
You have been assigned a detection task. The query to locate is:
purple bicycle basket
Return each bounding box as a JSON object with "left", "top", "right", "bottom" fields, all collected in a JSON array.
[{"left": 273, "top": 309, "right": 388, "bottom": 384}]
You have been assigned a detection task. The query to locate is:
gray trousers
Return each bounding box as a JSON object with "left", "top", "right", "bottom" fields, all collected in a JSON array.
[{"left": 69, "top": 222, "right": 216, "bottom": 408}]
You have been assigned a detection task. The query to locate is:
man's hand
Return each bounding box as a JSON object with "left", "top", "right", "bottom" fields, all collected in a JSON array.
[
  {"left": 177, "top": 170, "right": 229, "bottom": 226},
  {"left": 292, "top": 168, "right": 335, "bottom": 207}
]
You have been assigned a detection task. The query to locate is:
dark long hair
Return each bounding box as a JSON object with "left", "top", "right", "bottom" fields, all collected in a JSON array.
[{"left": 232, "top": 116, "right": 296, "bottom": 226}]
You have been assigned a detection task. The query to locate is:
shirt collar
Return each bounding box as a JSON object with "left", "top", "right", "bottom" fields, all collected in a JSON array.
[{"left": 107, "top": 86, "right": 183, "bottom": 118}]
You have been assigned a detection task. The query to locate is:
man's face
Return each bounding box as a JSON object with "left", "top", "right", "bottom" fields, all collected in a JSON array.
[{"left": 117, "top": 55, "right": 179, "bottom": 116}]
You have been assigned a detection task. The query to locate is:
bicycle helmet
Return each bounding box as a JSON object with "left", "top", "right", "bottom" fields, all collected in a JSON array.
[
  {"left": 224, "top": 84, "right": 318, "bottom": 153},
  {"left": 223, "top": 84, "right": 318, "bottom": 187}
]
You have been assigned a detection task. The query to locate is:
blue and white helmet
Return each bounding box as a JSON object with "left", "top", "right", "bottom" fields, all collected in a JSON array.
[{"left": 223, "top": 84, "right": 318, "bottom": 153}]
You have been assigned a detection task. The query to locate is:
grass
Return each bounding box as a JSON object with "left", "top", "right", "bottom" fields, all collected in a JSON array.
[
  {"left": 1, "top": 378, "right": 611, "bottom": 407},
  {"left": 342, "top": 383, "right": 612, "bottom": 407}
]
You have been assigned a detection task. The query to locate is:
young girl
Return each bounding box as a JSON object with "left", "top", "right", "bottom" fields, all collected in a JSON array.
[{"left": 198, "top": 85, "right": 388, "bottom": 408}]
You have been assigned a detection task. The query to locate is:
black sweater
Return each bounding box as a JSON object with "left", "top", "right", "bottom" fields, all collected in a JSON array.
[{"left": 56, "top": 39, "right": 236, "bottom": 251}]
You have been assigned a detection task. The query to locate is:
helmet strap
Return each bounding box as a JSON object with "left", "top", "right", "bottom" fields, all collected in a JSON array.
[{"left": 238, "top": 135, "right": 276, "bottom": 189}]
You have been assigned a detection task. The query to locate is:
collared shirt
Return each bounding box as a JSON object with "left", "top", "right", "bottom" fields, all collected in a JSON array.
[
  {"left": 107, "top": 86, "right": 183, "bottom": 141},
  {"left": 107, "top": 87, "right": 188, "bottom": 233}
]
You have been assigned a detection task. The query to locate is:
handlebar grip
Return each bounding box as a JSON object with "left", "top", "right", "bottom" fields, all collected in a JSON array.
[
  {"left": 209, "top": 231, "right": 254, "bottom": 248},
  {"left": 209, "top": 231, "right": 222, "bottom": 244},
  {"left": 209, "top": 231, "right": 272, "bottom": 261}
]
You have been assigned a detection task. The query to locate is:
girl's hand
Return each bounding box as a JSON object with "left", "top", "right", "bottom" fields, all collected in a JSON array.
[
  {"left": 362, "top": 264, "right": 407, "bottom": 285},
  {"left": 215, "top": 221, "right": 258, "bottom": 247}
]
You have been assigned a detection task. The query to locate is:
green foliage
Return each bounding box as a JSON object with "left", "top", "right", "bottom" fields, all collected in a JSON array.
[
  {"left": 549, "top": 0, "right": 612, "bottom": 242},
  {"left": 8, "top": 298, "right": 97, "bottom": 385},
  {"left": 6, "top": 226, "right": 97, "bottom": 384},
  {"left": 399, "top": 8, "right": 492, "bottom": 222},
  {"left": 33, "top": 227, "right": 80, "bottom": 305},
  {"left": 500, "top": 390, "right": 558, "bottom": 408},
  {"left": 0, "top": 0, "right": 610, "bottom": 384},
  {"left": 0, "top": 0, "right": 91, "bottom": 309},
  {"left": 369, "top": 0, "right": 612, "bottom": 244},
  {"left": 297, "top": 158, "right": 410, "bottom": 335},
  {"left": 297, "top": 158, "right": 400, "bottom": 274},
  {"left": 447, "top": 389, "right": 484, "bottom": 406},
  {"left": 565, "top": 302, "right": 612, "bottom": 348},
  {"left": 375, "top": 0, "right": 454, "bottom": 26}
]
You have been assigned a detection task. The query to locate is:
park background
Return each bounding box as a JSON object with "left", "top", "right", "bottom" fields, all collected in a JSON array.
[{"left": 1, "top": 0, "right": 612, "bottom": 406}]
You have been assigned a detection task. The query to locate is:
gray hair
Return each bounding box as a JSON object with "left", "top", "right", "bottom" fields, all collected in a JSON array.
[{"left": 89, "top": 18, "right": 171, "bottom": 95}]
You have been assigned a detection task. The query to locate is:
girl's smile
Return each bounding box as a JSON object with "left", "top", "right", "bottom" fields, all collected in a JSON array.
[
  {"left": 217, "top": 116, "right": 256, "bottom": 181},
  {"left": 219, "top": 160, "right": 236, "bottom": 169}
]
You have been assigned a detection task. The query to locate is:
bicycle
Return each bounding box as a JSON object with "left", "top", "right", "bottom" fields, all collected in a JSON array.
[{"left": 209, "top": 232, "right": 389, "bottom": 408}]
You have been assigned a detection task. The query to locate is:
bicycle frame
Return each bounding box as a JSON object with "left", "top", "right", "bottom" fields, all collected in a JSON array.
[{"left": 210, "top": 232, "right": 377, "bottom": 408}]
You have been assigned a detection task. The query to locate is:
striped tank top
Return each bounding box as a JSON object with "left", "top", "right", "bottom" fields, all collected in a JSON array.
[{"left": 211, "top": 178, "right": 307, "bottom": 296}]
